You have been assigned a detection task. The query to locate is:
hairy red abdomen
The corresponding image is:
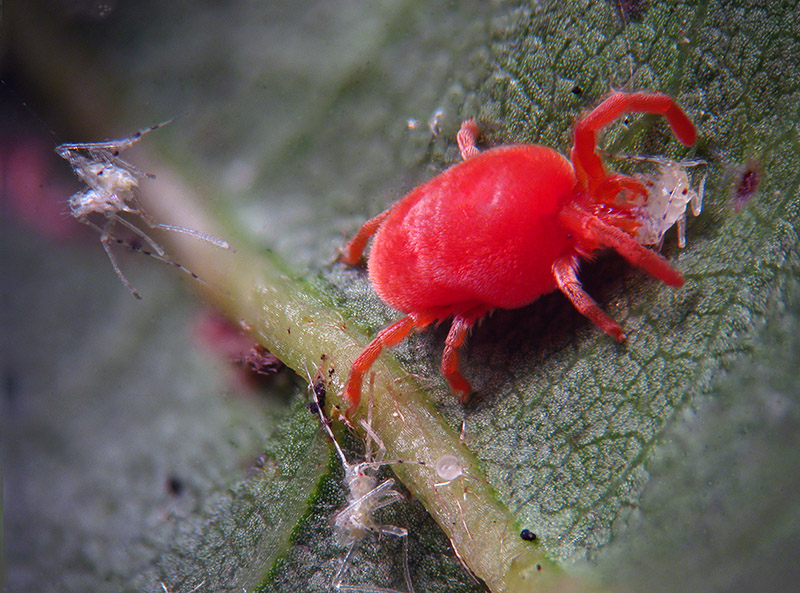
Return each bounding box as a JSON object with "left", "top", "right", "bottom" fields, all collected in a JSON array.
[{"left": 368, "top": 145, "right": 576, "bottom": 314}]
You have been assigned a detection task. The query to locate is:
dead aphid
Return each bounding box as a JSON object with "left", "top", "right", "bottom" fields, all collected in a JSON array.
[
  {"left": 307, "top": 354, "right": 335, "bottom": 416},
  {"left": 56, "top": 120, "right": 231, "bottom": 298},
  {"left": 624, "top": 155, "right": 706, "bottom": 249},
  {"left": 308, "top": 370, "right": 415, "bottom": 593},
  {"left": 307, "top": 377, "right": 326, "bottom": 415},
  {"left": 314, "top": 355, "right": 332, "bottom": 409}
]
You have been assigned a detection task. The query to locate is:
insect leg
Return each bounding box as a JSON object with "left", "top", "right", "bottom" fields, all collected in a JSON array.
[
  {"left": 112, "top": 214, "right": 168, "bottom": 256},
  {"left": 120, "top": 241, "right": 202, "bottom": 282},
  {"left": 377, "top": 526, "right": 416, "bottom": 593},
  {"left": 333, "top": 540, "right": 360, "bottom": 590},
  {"left": 337, "top": 478, "right": 403, "bottom": 520},
  {"left": 151, "top": 223, "right": 232, "bottom": 250},
  {"left": 135, "top": 205, "right": 232, "bottom": 250},
  {"left": 676, "top": 214, "right": 687, "bottom": 249},
  {"left": 333, "top": 526, "right": 413, "bottom": 593},
  {"left": 61, "top": 119, "right": 174, "bottom": 154},
  {"left": 97, "top": 220, "right": 142, "bottom": 300},
  {"left": 693, "top": 174, "right": 706, "bottom": 217},
  {"left": 401, "top": 534, "right": 415, "bottom": 593},
  {"left": 117, "top": 118, "right": 174, "bottom": 151},
  {"left": 92, "top": 216, "right": 204, "bottom": 285}
]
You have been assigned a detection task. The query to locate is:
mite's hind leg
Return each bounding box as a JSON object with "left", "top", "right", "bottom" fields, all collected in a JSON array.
[
  {"left": 441, "top": 309, "right": 487, "bottom": 402},
  {"left": 344, "top": 316, "right": 418, "bottom": 413},
  {"left": 552, "top": 255, "right": 624, "bottom": 342}
]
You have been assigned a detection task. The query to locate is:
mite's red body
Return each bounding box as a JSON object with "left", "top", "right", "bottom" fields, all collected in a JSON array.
[
  {"left": 341, "top": 92, "right": 697, "bottom": 411},
  {"left": 370, "top": 147, "right": 575, "bottom": 313}
]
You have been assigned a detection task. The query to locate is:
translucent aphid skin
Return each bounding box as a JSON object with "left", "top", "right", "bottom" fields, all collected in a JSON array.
[
  {"left": 340, "top": 92, "right": 698, "bottom": 412},
  {"left": 331, "top": 448, "right": 406, "bottom": 554},
  {"left": 308, "top": 368, "right": 415, "bottom": 593},
  {"left": 57, "top": 121, "right": 166, "bottom": 221},
  {"left": 56, "top": 121, "right": 230, "bottom": 299},
  {"left": 632, "top": 156, "right": 706, "bottom": 249}
]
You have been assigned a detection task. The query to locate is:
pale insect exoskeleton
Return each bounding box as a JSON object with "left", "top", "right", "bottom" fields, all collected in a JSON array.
[
  {"left": 623, "top": 155, "right": 707, "bottom": 249},
  {"left": 56, "top": 120, "right": 231, "bottom": 299},
  {"left": 307, "top": 366, "right": 418, "bottom": 593}
]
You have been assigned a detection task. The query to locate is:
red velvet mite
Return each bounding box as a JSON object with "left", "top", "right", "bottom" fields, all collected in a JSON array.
[{"left": 340, "top": 92, "right": 697, "bottom": 411}]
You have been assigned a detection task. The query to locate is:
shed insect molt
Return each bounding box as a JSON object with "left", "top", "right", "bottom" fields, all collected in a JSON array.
[
  {"left": 308, "top": 368, "right": 418, "bottom": 593},
  {"left": 56, "top": 120, "right": 232, "bottom": 299}
]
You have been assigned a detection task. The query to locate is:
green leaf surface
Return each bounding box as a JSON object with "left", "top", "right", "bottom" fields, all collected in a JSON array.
[{"left": 4, "top": 1, "right": 799, "bottom": 592}]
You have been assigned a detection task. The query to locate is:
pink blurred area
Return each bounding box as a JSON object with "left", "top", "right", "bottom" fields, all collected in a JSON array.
[
  {"left": 1, "top": 133, "right": 84, "bottom": 241},
  {"left": 193, "top": 309, "right": 284, "bottom": 392}
]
